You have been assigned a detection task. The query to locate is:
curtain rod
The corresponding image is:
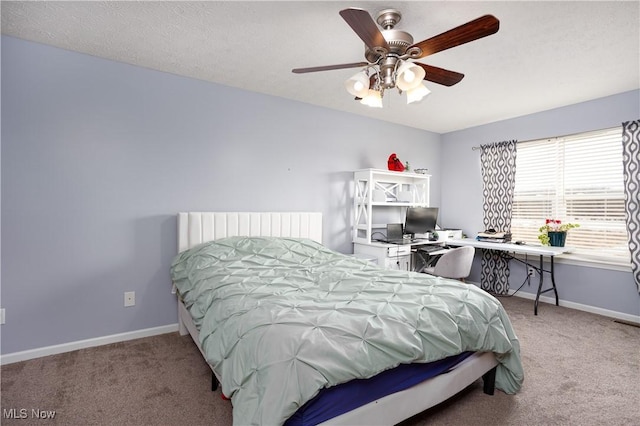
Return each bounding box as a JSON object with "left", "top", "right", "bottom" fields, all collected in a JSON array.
[{"left": 470, "top": 125, "right": 620, "bottom": 151}]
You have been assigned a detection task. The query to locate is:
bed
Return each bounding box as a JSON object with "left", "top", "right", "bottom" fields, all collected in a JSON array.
[{"left": 171, "top": 212, "right": 523, "bottom": 425}]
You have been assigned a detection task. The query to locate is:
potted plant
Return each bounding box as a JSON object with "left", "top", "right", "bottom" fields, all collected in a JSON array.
[{"left": 538, "top": 219, "right": 580, "bottom": 247}]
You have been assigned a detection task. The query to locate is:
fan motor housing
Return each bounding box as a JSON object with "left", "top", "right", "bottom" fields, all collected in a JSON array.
[{"left": 365, "top": 29, "right": 414, "bottom": 63}]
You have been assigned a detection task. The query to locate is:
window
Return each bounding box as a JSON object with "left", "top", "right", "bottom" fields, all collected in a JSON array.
[{"left": 511, "top": 127, "right": 629, "bottom": 265}]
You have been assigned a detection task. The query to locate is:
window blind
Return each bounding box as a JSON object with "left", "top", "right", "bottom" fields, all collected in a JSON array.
[{"left": 512, "top": 127, "right": 629, "bottom": 263}]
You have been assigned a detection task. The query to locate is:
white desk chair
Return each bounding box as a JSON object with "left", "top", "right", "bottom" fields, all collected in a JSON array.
[{"left": 423, "top": 246, "right": 475, "bottom": 281}]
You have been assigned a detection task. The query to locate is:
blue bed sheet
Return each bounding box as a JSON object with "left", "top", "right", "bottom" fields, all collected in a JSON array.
[{"left": 285, "top": 352, "right": 473, "bottom": 426}]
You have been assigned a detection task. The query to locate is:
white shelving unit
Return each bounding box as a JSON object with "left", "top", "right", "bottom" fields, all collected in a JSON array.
[{"left": 353, "top": 168, "right": 431, "bottom": 245}]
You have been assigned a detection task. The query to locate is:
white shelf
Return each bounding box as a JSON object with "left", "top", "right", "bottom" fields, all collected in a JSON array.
[
  {"left": 355, "top": 168, "right": 430, "bottom": 179},
  {"left": 353, "top": 168, "right": 431, "bottom": 245},
  {"left": 370, "top": 202, "right": 418, "bottom": 207}
]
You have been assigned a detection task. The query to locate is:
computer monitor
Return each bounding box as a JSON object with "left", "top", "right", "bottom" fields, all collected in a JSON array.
[{"left": 404, "top": 207, "right": 439, "bottom": 237}]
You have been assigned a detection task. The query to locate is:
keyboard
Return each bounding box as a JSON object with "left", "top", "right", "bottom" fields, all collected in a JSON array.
[
  {"left": 377, "top": 238, "right": 423, "bottom": 245},
  {"left": 419, "top": 245, "right": 443, "bottom": 253}
]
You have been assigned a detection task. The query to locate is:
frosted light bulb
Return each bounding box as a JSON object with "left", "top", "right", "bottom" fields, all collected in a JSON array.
[{"left": 403, "top": 69, "right": 415, "bottom": 83}]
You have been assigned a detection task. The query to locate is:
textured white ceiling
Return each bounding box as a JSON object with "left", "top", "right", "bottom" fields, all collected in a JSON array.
[{"left": 2, "top": 1, "right": 639, "bottom": 133}]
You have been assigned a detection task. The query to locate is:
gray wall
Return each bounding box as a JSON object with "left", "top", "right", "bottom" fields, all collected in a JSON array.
[
  {"left": 2, "top": 35, "right": 638, "bottom": 356},
  {"left": 440, "top": 90, "right": 640, "bottom": 317},
  {"left": 1, "top": 36, "right": 441, "bottom": 354}
]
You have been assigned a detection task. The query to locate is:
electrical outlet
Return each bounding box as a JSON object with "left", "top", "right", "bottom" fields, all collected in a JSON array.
[
  {"left": 124, "top": 291, "right": 136, "bottom": 307},
  {"left": 527, "top": 267, "right": 536, "bottom": 278},
  {"left": 0, "top": 308, "right": 5, "bottom": 325}
]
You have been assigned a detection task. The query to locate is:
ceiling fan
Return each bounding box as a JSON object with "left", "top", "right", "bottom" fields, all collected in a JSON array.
[{"left": 292, "top": 8, "right": 499, "bottom": 107}]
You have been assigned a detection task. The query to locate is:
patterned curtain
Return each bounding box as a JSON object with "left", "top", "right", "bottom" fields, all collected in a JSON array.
[
  {"left": 621, "top": 121, "right": 640, "bottom": 293},
  {"left": 480, "top": 140, "right": 518, "bottom": 294}
]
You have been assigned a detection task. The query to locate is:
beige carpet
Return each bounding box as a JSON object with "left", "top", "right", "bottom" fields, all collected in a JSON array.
[{"left": 2, "top": 296, "right": 639, "bottom": 425}]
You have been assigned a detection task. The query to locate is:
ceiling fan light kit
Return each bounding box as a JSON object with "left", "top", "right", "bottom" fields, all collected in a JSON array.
[
  {"left": 360, "top": 89, "right": 383, "bottom": 108},
  {"left": 344, "top": 71, "right": 371, "bottom": 98},
  {"left": 394, "top": 60, "right": 426, "bottom": 91},
  {"left": 292, "top": 7, "right": 499, "bottom": 108},
  {"left": 406, "top": 84, "right": 432, "bottom": 104}
]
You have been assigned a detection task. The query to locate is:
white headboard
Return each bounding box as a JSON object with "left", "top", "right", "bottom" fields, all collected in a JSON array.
[{"left": 177, "top": 212, "right": 323, "bottom": 252}]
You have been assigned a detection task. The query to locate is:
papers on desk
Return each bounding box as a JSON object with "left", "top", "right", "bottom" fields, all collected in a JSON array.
[{"left": 476, "top": 231, "right": 512, "bottom": 243}]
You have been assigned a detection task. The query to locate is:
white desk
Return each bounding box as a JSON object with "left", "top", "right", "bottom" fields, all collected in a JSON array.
[
  {"left": 354, "top": 240, "right": 446, "bottom": 271},
  {"left": 447, "top": 238, "right": 572, "bottom": 315}
]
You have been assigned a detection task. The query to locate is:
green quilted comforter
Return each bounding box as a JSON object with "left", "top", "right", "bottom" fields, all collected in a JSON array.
[{"left": 171, "top": 237, "right": 524, "bottom": 425}]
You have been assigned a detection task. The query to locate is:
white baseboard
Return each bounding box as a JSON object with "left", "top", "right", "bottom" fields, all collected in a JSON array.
[
  {"left": 466, "top": 280, "right": 640, "bottom": 325},
  {"left": 0, "top": 323, "right": 179, "bottom": 365},
  {"left": 509, "top": 290, "right": 640, "bottom": 325}
]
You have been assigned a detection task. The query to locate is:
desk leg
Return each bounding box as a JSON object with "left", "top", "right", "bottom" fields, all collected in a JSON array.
[
  {"left": 534, "top": 255, "right": 560, "bottom": 315},
  {"left": 534, "top": 255, "right": 544, "bottom": 316},
  {"left": 550, "top": 256, "right": 559, "bottom": 306}
]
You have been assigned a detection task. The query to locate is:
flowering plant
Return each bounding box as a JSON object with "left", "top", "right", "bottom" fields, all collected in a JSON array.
[{"left": 538, "top": 219, "right": 580, "bottom": 245}]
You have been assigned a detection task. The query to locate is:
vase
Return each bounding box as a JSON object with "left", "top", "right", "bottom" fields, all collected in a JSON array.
[{"left": 548, "top": 231, "right": 567, "bottom": 247}]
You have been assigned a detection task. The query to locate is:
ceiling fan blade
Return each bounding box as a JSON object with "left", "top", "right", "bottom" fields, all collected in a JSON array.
[
  {"left": 339, "top": 8, "right": 389, "bottom": 51},
  {"left": 410, "top": 15, "right": 499, "bottom": 59},
  {"left": 292, "top": 62, "right": 369, "bottom": 74},
  {"left": 413, "top": 63, "right": 464, "bottom": 86}
]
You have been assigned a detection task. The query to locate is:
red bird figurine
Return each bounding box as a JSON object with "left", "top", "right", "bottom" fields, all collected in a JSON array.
[{"left": 387, "top": 153, "right": 405, "bottom": 172}]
